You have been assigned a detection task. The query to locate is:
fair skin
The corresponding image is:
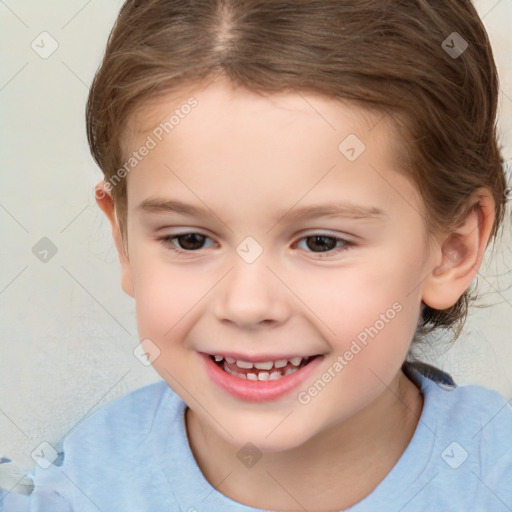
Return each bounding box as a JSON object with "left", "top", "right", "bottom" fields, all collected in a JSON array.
[{"left": 96, "top": 78, "right": 495, "bottom": 511}]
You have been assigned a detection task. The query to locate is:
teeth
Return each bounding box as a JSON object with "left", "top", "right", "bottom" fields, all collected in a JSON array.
[
  {"left": 254, "top": 361, "right": 274, "bottom": 370},
  {"left": 221, "top": 360, "right": 308, "bottom": 381},
  {"left": 214, "top": 354, "right": 313, "bottom": 378},
  {"left": 235, "top": 360, "right": 254, "bottom": 369},
  {"left": 224, "top": 365, "right": 247, "bottom": 379}
]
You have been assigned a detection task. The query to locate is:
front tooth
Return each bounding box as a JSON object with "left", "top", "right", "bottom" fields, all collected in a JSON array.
[
  {"left": 225, "top": 356, "right": 236, "bottom": 364},
  {"left": 246, "top": 373, "right": 258, "bottom": 381},
  {"left": 290, "top": 357, "right": 303, "bottom": 366},
  {"left": 258, "top": 372, "right": 270, "bottom": 381},
  {"left": 254, "top": 361, "right": 273, "bottom": 370},
  {"left": 274, "top": 359, "right": 287, "bottom": 368},
  {"left": 236, "top": 360, "right": 254, "bottom": 369},
  {"left": 269, "top": 371, "right": 282, "bottom": 380},
  {"left": 214, "top": 355, "right": 223, "bottom": 362}
]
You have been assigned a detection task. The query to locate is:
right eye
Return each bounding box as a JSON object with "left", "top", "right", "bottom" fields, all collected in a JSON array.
[{"left": 158, "top": 233, "right": 216, "bottom": 253}]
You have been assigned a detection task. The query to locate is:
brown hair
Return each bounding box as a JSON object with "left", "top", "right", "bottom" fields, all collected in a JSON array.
[{"left": 86, "top": 0, "right": 508, "bottom": 344}]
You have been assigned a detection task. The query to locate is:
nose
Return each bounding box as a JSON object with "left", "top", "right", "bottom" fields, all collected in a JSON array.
[{"left": 214, "top": 254, "right": 291, "bottom": 329}]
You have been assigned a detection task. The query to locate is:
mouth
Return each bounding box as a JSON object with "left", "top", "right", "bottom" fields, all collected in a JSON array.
[
  {"left": 208, "top": 354, "right": 318, "bottom": 381},
  {"left": 201, "top": 351, "right": 324, "bottom": 402}
]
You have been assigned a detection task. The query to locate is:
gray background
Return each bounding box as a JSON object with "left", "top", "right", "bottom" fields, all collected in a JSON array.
[{"left": 0, "top": 0, "right": 511, "bottom": 471}]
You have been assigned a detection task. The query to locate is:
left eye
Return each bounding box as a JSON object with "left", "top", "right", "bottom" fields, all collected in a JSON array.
[
  {"left": 295, "top": 235, "right": 353, "bottom": 255},
  {"left": 158, "top": 233, "right": 353, "bottom": 256}
]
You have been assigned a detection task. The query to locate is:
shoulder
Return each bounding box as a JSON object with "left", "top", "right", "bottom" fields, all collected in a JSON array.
[
  {"left": 60, "top": 379, "right": 181, "bottom": 459},
  {"left": 30, "top": 380, "right": 185, "bottom": 510},
  {"left": 72, "top": 380, "right": 172, "bottom": 428},
  {"left": 409, "top": 363, "right": 512, "bottom": 477},
  {"left": 448, "top": 381, "right": 512, "bottom": 477},
  {"left": 399, "top": 363, "right": 512, "bottom": 509},
  {"left": 421, "top": 369, "right": 511, "bottom": 434},
  {"left": 405, "top": 361, "right": 511, "bottom": 428}
]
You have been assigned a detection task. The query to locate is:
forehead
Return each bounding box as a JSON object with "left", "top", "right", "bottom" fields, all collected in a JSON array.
[
  {"left": 123, "top": 78, "right": 394, "bottom": 154},
  {"left": 120, "top": 79, "right": 423, "bottom": 227}
]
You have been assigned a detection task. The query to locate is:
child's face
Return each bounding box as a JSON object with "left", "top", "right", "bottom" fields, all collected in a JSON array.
[{"left": 115, "top": 79, "right": 438, "bottom": 451}]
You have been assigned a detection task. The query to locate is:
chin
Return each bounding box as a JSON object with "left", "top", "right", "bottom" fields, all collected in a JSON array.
[{"left": 220, "top": 414, "right": 318, "bottom": 454}]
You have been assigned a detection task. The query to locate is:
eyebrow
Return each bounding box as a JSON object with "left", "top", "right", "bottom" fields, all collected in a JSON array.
[{"left": 137, "top": 198, "right": 386, "bottom": 222}]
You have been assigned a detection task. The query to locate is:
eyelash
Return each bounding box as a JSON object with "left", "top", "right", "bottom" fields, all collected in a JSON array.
[{"left": 157, "top": 232, "right": 355, "bottom": 258}]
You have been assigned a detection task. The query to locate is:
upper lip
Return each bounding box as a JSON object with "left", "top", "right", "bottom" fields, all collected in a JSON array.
[{"left": 202, "top": 351, "right": 321, "bottom": 362}]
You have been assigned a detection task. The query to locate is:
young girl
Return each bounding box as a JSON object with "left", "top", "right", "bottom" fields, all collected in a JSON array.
[{"left": 2, "top": 0, "right": 511, "bottom": 510}]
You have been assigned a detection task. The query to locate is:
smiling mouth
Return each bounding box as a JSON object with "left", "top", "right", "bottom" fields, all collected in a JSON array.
[{"left": 209, "top": 354, "right": 319, "bottom": 381}]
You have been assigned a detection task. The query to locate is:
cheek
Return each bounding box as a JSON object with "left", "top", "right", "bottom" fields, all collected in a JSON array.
[
  {"left": 128, "top": 247, "right": 202, "bottom": 339},
  {"left": 290, "top": 252, "right": 423, "bottom": 380},
  {"left": 130, "top": 259, "right": 203, "bottom": 380},
  {"left": 293, "top": 260, "right": 416, "bottom": 334}
]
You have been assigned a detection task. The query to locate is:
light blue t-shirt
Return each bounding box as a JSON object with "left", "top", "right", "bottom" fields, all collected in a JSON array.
[{"left": 2, "top": 364, "right": 512, "bottom": 511}]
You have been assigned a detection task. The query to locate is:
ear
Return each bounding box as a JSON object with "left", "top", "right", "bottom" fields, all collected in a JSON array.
[
  {"left": 421, "top": 188, "right": 495, "bottom": 310},
  {"left": 95, "top": 181, "right": 134, "bottom": 297}
]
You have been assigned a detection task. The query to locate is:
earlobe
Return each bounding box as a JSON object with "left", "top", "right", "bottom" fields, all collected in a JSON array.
[
  {"left": 421, "top": 188, "right": 495, "bottom": 310},
  {"left": 94, "top": 181, "right": 135, "bottom": 298}
]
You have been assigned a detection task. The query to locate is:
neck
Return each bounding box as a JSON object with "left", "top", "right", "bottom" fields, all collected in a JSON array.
[{"left": 185, "top": 370, "right": 423, "bottom": 511}]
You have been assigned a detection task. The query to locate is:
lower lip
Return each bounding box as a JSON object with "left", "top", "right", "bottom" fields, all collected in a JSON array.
[{"left": 201, "top": 353, "right": 324, "bottom": 402}]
